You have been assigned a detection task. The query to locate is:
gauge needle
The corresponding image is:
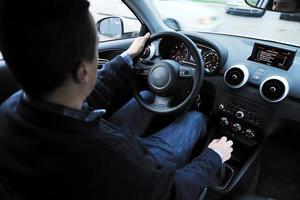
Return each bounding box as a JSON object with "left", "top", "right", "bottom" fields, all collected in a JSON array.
[{"left": 205, "top": 61, "right": 211, "bottom": 65}]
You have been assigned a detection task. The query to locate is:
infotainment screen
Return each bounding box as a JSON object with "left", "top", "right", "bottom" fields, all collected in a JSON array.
[{"left": 248, "top": 43, "right": 296, "bottom": 70}]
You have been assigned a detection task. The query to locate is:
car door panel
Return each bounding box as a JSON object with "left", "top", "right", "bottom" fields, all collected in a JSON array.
[
  {"left": 97, "top": 37, "right": 136, "bottom": 116},
  {"left": 98, "top": 38, "right": 135, "bottom": 62}
]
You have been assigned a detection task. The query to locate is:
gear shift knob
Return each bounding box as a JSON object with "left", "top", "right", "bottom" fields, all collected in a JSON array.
[{"left": 211, "top": 164, "right": 234, "bottom": 189}]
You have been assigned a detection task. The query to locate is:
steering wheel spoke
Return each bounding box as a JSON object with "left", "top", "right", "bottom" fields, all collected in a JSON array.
[
  {"left": 153, "top": 95, "right": 172, "bottom": 108},
  {"left": 133, "top": 60, "right": 154, "bottom": 76},
  {"left": 178, "top": 65, "right": 195, "bottom": 79}
]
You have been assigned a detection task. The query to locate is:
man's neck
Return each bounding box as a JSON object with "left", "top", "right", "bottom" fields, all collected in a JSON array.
[{"left": 43, "top": 87, "right": 85, "bottom": 110}]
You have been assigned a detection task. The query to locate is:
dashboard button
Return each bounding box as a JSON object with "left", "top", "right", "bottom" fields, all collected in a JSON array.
[
  {"left": 245, "top": 129, "right": 255, "bottom": 138},
  {"left": 220, "top": 117, "right": 229, "bottom": 127},
  {"left": 232, "top": 123, "right": 242, "bottom": 133}
]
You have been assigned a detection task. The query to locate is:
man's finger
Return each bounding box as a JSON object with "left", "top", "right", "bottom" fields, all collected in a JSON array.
[
  {"left": 144, "top": 32, "right": 150, "bottom": 38},
  {"left": 220, "top": 136, "right": 227, "bottom": 142},
  {"left": 227, "top": 140, "right": 233, "bottom": 146},
  {"left": 211, "top": 139, "right": 218, "bottom": 144}
]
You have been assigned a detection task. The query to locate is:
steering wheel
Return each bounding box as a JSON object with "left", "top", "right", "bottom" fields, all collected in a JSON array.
[{"left": 133, "top": 31, "right": 204, "bottom": 114}]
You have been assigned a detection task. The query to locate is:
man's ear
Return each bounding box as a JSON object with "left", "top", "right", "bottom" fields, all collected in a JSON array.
[{"left": 75, "top": 63, "right": 89, "bottom": 84}]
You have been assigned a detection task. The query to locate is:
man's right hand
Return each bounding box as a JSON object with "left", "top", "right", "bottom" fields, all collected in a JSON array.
[{"left": 208, "top": 136, "right": 233, "bottom": 163}]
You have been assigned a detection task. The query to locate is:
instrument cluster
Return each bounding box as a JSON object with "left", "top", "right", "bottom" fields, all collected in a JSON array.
[{"left": 159, "top": 38, "right": 222, "bottom": 74}]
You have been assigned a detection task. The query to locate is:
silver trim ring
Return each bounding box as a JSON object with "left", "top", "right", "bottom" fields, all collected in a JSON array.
[
  {"left": 224, "top": 65, "right": 249, "bottom": 89},
  {"left": 144, "top": 44, "right": 156, "bottom": 61},
  {"left": 259, "top": 76, "right": 289, "bottom": 103}
]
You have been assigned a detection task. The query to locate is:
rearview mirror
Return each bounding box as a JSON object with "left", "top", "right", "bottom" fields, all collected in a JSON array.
[
  {"left": 245, "top": 0, "right": 300, "bottom": 12},
  {"left": 97, "top": 17, "right": 124, "bottom": 38}
]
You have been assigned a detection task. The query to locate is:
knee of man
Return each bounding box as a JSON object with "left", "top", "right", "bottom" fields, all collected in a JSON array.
[
  {"left": 188, "top": 111, "right": 206, "bottom": 121},
  {"left": 186, "top": 111, "right": 207, "bottom": 128},
  {"left": 140, "top": 90, "right": 154, "bottom": 103}
]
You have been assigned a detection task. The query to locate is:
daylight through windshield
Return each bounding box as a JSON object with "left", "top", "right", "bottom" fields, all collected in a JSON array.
[
  {"left": 152, "top": 0, "right": 300, "bottom": 46},
  {"left": 0, "top": 0, "right": 299, "bottom": 61}
]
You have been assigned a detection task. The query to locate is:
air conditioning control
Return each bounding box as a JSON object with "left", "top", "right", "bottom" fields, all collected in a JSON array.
[
  {"left": 218, "top": 104, "right": 225, "bottom": 110},
  {"left": 236, "top": 111, "right": 244, "bottom": 119},
  {"left": 224, "top": 65, "right": 249, "bottom": 89},
  {"left": 220, "top": 117, "right": 229, "bottom": 127},
  {"left": 245, "top": 129, "right": 255, "bottom": 138},
  {"left": 232, "top": 123, "right": 242, "bottom": 133}
]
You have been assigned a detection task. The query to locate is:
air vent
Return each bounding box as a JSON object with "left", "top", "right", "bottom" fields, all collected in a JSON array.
[
  {"left": 260, "top": 76, "right": 289, "bottom": 103},
  {"left": 224, "top": 65, "right": 249, "bottom": 89}
]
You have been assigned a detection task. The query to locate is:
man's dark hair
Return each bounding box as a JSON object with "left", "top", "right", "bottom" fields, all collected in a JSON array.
[{"left": 0, "top": 0, "right": 97, "bottom": 98}]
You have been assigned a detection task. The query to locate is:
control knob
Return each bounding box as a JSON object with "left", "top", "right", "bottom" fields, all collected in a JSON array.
[
  {"left": 220, "top": 117, "right": 229, "bottom": 127},
  {"left": 236, "top": 111, "right": 245, "bottom": 119},
  {"left": 218, "top": 104, "right": 225, "bottom": 110},
  {"left": 245, "top": 129, "right": 255, "bottom": 138},
  {"left": 232, "top": 123, "right": 242, "bottom": 133}
]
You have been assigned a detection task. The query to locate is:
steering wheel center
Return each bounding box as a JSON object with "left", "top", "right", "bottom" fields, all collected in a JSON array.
[
  {"left": 148, "top": 61, "right": 178, "bottom": 96},
  {"left": 150, "top": 67, "right": 171, "bottom": 88}
]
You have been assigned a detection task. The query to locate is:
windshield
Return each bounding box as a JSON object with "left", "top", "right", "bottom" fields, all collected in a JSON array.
[{"left": 152, "top": 0, "right": 300, "bottom": 46}]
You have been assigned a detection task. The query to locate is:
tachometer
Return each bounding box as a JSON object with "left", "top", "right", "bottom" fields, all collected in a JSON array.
[
  {"left": 203, "top": 50, "right": 220, "bottom": 73},
  {"left": 170, "top": 43, "right": 189, "bottom": 62}
]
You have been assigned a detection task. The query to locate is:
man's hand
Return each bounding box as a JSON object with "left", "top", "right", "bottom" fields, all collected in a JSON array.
[
  {"left": 208, "top": 136, "right": 233, "bottom": 163},
  {"left": 124, "top": 33, "right": 151, "bottom": 59}
]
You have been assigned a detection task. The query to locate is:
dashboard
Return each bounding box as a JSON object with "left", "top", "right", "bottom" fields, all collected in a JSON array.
[{"left": 139, "top": 31, "right": 300, "bottom": 145}]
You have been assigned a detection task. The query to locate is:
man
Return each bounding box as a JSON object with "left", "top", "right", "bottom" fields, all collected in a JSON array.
[{"left": 0, "top": 0, "right": 233, "bottom": 199}]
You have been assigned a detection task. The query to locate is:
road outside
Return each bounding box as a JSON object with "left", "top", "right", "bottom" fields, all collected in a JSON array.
[
  {"left": 198, "top": 2, "right": 300, "bottom": 46},
  {"left": 1, "top": 0, "right": 299, "bottom": 61},
  {"left": 90, "top": 0, "right": 300, "bottom": 47}
]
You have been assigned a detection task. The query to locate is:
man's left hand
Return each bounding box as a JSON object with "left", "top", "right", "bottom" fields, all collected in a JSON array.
[{"left": 124, "top": 33, "right": 151, "bottom": 59}]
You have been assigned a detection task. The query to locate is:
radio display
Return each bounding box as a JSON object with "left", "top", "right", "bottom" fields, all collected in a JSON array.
[{"left": 248, "top": 43, "right": 296, "bottom": 70}]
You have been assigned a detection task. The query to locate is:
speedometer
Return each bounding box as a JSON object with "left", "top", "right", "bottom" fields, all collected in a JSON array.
[
  {"left": 203, "top": 50, "right": 220, "bottom": 73},
  {"left": 170, "top": 43, "right": 189, "bottom": 62}
]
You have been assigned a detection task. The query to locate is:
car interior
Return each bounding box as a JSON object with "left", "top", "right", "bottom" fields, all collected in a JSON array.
[{"left": 0, "top": 0, "right": 300, "bottom": 199}]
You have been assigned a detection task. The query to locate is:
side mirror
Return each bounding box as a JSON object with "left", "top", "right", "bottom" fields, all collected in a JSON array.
[
  {"left": 245, "top": 0, "right": 300, "bottom": 12},
  {"left": 97, "top": 17, "right": 124, "bottom": 38}
]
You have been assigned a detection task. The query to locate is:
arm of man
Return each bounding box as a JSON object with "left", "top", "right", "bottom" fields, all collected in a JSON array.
[
  {"left": 76, "top": 133, "right": 231, "bottom": 200},
  {"left": 87, "top": 33, "right": 150, "bottom": 109}
]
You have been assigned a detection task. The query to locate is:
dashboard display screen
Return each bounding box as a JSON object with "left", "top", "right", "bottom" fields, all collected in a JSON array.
[{"left": 248, "top": 43, "right": 296, "bottom": 70}]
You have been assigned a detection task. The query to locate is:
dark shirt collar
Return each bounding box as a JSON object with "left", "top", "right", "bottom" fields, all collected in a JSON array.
[{"left": 22, "top": 93, "right": 106, "bottom": 122}]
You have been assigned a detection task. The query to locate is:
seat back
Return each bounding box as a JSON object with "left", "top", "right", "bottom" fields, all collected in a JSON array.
[
  {"left": 0, "top": 61, "right": 19, "bottom": 105},
  {"left": 0, "top": 175, "right": 22, "bottom": 200}
]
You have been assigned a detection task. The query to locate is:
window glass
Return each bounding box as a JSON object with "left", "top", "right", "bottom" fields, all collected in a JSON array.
[
  {"left": 152, "top": 0, "right": 300, "bottom": 46},
  {"left": 89, "top": 0, "right": 142, "bottom": 42}
]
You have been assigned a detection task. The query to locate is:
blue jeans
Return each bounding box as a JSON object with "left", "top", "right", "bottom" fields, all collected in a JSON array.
[{"left": 109, "top": 91, "right": 207, "bottom": 168}]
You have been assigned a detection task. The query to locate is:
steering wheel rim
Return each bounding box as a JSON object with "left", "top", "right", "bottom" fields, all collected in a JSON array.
[{"left": 133, "top": 31, "right": 204, "bottom": 114}]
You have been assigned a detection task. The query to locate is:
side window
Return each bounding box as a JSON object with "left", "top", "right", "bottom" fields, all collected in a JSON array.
[{"left": 89, "top": 0, "right": 141, "bottom": 42}]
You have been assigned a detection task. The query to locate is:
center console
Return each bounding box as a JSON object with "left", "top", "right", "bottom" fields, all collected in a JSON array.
[
  {"left": 206, "top": 65, "right": 276, "bottom": 195},
  {"left": 216, "top": 93, "right": 271, "bottom": 147}
]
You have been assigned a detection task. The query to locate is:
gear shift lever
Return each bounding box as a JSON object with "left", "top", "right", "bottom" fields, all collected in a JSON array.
[{"left": 211, "top": 164, "right": 234, "bottom": 189}]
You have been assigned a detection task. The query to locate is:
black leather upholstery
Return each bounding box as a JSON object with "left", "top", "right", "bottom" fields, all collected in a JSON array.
[
  {"left": 0, "top": 61, "right": 19, "bottom": 199},
  {"left": 238, "top": 195, "right": 275, "bottom": 200},
  {"left": 0, "top": 62, "right": 19, "bottom": 105}
]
